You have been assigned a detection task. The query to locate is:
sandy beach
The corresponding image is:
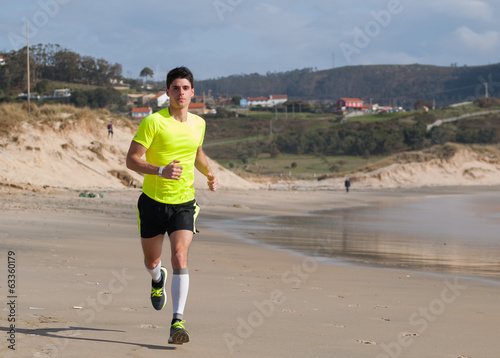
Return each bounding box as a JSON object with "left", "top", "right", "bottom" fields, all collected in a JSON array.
[
  {"left": 1, "top": 108, "right": 499, "bottom": 357},
  {"left": 1, "top": 186, "right": 499, "bottom": 358}
]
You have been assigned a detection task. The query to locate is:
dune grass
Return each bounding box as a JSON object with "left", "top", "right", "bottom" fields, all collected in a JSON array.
[{"left": 0, "top": 102, "right": 135, "bottom": 140}]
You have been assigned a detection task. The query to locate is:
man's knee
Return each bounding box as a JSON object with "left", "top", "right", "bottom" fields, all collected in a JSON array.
[
  {"left": 171, "top": 252, "right": 188, "bottom": 269},
  {"left": 145, "top": 258, "right": 161, "bottom": 270}
]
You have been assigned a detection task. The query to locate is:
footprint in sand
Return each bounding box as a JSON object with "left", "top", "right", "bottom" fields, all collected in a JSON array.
[
  {"left": 357, "top": 339, "right": 376, "bottom": 345},
  {"left": 120, "top": 307, "right": 137, "bottom": 312},
  {"left": 39, "top": 316, "right": 59, "bottom": 323}
]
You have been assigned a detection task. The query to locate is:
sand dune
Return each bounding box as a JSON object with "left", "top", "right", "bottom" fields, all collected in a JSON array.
[
  {"left": 0, "top": 111, "right": 259, "bottom": 191},
  {"left": 357, "top": 148, "right": 500, "bottom": 188},
  {"left": 306, "top": 144, "right": 500, "bottom": 191}
]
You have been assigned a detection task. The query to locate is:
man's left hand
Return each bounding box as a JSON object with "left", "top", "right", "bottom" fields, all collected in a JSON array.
[{"left": 206, "top": 172, "right": 218, "bottom": 191}]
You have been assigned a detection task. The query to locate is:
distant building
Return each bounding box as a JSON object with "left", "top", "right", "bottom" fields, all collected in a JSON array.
[
  {"left": 126, "top": 94, "right": 145, "bottom": 106},
  {"left": 247, "top": 95, "right": 288, "bottom": 108},
  {"left": 247, "top": 97, "right": 269, "bottom": 107},
  {"left": 194, "top": 93, "right": 215, "bottom": 105},
  {"left": 188, "top": 102, "right": 207, "bottom": 115},
  {"left": 268, "top": 94, "right": 288, "bottom": 107},
  {"left": 151, "top": 92, "right": 169, "bottom": 107},
  {"left": 18, "top": 89, "right": 70, "bottom": 101},
  {"left": 337, "top": 98, "right": 364, "bottom": 111},
  {"left": 53, "top": 88, "right": 71, "bottom": 97},
  {"left": 141, "top": 93, "right": 156, "bottom": 105},
  {"left": 131, "top": 107, "right": 152, "bottom": 120},
  {"left": 0, "top": 56, "right": 5, "bottom": 66}
]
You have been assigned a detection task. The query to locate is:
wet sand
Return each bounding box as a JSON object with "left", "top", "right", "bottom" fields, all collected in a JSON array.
[
  {"left": 1, "top": 187, "right": 499, "bottom": 357},
  {"left": 213, "top": 189, "right": 500, "bottom": 282}
]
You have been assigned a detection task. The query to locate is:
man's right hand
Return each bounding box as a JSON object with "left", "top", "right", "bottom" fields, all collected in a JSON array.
[{"left": 162, "top": 160, "right": 183, "bottom": 180}]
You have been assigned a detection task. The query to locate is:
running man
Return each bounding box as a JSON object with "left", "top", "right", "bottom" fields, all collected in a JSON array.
[{"left": 126, "top": 66, "right": 218, "bottom": 345}]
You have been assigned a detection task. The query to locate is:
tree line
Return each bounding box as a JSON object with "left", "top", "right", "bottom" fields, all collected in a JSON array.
[{"left": 0, "top": 43, "right": 122, "bottom": 95}]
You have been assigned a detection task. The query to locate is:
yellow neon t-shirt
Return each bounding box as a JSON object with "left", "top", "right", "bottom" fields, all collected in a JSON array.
[{"left": 133, "top": 108, "right": 206, "bottom": 204}]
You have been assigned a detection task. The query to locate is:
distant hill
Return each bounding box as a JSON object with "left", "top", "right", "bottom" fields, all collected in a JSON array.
[{"left": 196, "top": 63, "right": 500, "bottom": 108}]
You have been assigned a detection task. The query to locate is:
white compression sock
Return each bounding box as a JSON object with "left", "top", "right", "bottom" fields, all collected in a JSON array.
[
  {"left": 171, "top": 268, "right": 189, "bottom": 321},
  {"left": 145, "top": 261, "right": 162, "bottom": 283}
]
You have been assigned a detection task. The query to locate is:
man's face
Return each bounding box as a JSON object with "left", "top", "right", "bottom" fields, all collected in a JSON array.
[{"left": 167, "top": 78, "right": 194, "bottom": 109}]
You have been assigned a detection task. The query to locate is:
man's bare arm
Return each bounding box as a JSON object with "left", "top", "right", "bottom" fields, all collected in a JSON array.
[
  {"left": 195, "top": 146, "right": 218, "bottom": 191},
  {"left": 126, "top": 140, "right": 183, "bottom": 180}
]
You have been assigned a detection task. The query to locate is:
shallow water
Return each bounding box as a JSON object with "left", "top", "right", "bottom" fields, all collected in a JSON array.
[{"left": 212, "top": 192, "right": 500, "bottom": 282}]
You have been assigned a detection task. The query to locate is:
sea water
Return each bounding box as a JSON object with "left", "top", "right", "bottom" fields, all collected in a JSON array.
[{"left": 212, "top": 192, "right": 500, "bottom": 282}]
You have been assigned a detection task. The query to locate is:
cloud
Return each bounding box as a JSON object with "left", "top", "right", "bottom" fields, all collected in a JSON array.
[
  {"left": 427, "top": 0, "right": 493, "bottom": 21},
  {"left": 453, "top": 26, "right": 500, "bottom": 52}
]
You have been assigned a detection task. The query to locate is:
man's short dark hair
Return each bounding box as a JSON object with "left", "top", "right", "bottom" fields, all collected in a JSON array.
[{"left": 166, "top": 66, "right": 194, "bottom": 89}]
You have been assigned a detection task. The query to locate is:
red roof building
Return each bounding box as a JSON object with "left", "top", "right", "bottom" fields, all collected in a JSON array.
[
  {"left": 131, "top": 107, "right": 153, "bottom": 119},
  {"left": 188, "top": 102, "right": 207, "bottom": 114},
  {"left": 337, "top": 98, "right": 364, "bottom": 110}
]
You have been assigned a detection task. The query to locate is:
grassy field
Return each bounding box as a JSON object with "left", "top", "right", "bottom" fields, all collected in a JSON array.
[{"left": 215, "top": 153, "right": 386, "bottom": 179}]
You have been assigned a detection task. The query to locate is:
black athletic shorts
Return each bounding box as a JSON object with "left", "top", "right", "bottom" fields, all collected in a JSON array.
[{"left": 137, "top": 193, "right": 200, "bottom": 238}]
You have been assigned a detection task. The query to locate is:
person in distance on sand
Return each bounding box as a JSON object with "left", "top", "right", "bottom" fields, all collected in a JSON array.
[{"left": 126, "top": 66, "right": 218, "bottom": 345}]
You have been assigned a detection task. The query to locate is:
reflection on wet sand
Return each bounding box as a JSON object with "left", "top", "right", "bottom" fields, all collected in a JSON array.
[{"left": 217, "top": 193, "right": 500, "bottom": 281}]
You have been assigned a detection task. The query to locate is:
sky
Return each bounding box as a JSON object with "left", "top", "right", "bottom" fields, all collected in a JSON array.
[{"left": 1, "top": 0, "right": 500, "bottom": 81}]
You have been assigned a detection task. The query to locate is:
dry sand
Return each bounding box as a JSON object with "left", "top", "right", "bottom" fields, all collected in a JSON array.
[{"left": 0, "top": 187, "right": 499, "bottom": 358}]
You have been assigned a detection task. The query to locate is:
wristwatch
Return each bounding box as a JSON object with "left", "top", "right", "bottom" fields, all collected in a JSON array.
[{"left": 158, "top": 166, "right": 164, "bottom": 177}]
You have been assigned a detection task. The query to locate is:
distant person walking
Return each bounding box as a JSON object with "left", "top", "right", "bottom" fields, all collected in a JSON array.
[
  {"left": 126, "top": 66, "right": 218, "bottom": 345},
  {"left": 107, "top": 122, "right": 114, "bottom": 139},
  {"left": 344, "top": 178, "right": 351, "bottom": 193}
]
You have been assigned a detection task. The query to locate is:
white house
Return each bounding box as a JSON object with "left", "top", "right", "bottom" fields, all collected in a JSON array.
[
  {"left": 247, "top": 94, "right": 288, "bottom": 108},
  {"left": 268, "top": 94, "right": 288, "bottom": 107},
  {"left": 53, "top": 88, "right": 71, "bottom": 97},
  {"left": 151, "top": 92, "right": 169, "bottom": 107}
]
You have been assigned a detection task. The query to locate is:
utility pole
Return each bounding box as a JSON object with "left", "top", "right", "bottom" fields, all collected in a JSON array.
[
  {"left": 485, "top": 83, "right": 489, "bottom": 98},
  {"left": 27, "top": 21, "right": 31, "bottom": 116}
]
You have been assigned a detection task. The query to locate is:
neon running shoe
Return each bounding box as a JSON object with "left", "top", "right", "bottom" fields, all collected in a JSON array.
[
  {"left": 151, "top": 267, "right": 167, "bottom": 310},
  {"left": 168, "top": 320, "right": 190, "bottom": 345}
]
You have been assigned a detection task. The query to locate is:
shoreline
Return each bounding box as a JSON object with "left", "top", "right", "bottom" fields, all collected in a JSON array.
[
  {"left": 1, "top": 186, "right": 499, "bottom": 357},
  {"left": 200, "top": 185, "right": 500, "bottom": 285}
]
